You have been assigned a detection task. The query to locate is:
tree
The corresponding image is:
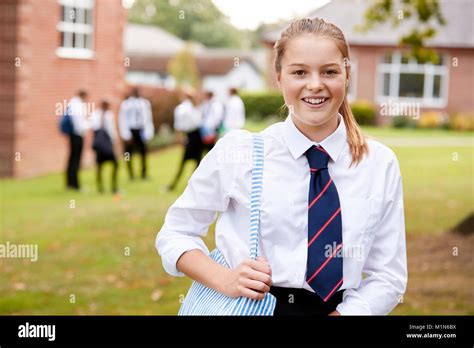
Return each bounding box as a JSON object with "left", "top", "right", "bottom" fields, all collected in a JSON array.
[
  {"left": 128, "top": 0, "right": 243, "bottom": 48},
  {"left": 358, "top": 0, "right": 446, "bottom": 63},
  {"left": 167, "top": 44, "right": 201, "bottom": 87}
]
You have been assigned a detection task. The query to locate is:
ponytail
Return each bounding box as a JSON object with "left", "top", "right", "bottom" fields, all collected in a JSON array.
[{"left": 339, "top": 98, "right": 368, "bottom": 166}]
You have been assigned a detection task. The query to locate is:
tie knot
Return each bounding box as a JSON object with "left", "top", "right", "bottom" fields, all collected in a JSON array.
[{"left": 305, "top": 145, "right": 330, "bottom": 171}]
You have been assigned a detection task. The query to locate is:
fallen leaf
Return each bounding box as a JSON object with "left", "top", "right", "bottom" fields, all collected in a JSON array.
[
  {"left": 13, "top": 282, "right": 27, "bottom": 291},
  {"left": 150, "top": 289, "right": 163, "bottom": 302}
]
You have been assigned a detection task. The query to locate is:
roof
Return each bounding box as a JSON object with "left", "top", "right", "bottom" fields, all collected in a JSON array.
[
  {"left": 124, "top": 23, "right": 205, "bottom": 56},
  {"left": 125, "top": 24, "right": 265, "bottom": 75},
  {"left": 262, "top": 0, "right": 474, "bottom": 48},
  {"left": 129, "top": 55, "right": 260, "bottom": 75}
]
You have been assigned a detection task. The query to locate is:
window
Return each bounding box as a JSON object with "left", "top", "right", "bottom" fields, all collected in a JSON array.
[
  {"left": 347, "top": 58, "right": 357, "bottom": 102},
  {"left": 376, "top": 52, "right": 448, "bottom": 107},
  {"left": 56, "top": 0, "right": 95, "bottom": 59}
]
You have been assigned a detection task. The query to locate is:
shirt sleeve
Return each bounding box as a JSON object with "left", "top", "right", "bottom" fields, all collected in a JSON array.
[
  {"left": 90, "top": 110, "right": 100, "bottom": 131},
  {"left": 235, "top": 98, "right": 245, "bottom": 129},
  {"left": 336, "top": 151, "right": 408, "bottom": 315},
  {"left": 143, "top": 99, "right": 154, "bottom": 141},
  {"left": 106, "top": 111, "right": 117, "bottom": 140},
  {"left": 69, "top": 98, "right": 90, "bottom": 136},
  {"left": 118, "top": 101, "right": 132, "bottom": 141},
  {"left": 173, "top": 104, "right": 186, "bottom": 132},
  {"left": 156, "top": 130, "right": 248, "bottom": 277}
]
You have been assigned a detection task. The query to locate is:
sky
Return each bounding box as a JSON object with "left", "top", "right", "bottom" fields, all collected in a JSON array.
[{"left": 212, "top": 0, "right": 331, "bottom": 30}]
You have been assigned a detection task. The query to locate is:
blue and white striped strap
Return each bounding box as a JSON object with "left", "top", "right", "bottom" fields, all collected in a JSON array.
[{"left": 249, "top": 133, "right": 264, "bottom": 260}]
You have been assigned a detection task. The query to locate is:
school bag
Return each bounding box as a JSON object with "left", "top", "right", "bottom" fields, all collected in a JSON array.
[
  {"left": 92, "top": 112, "right": 114, "bottom": 158},
  {"left": 59, "top": 106, "right": 74, "bottom": 135},
  {"left": 199, "top": 125, "right": 217, "bottom": 145},
  {"left": 178, "top": 133, "right": 276, "bottom": 315}
]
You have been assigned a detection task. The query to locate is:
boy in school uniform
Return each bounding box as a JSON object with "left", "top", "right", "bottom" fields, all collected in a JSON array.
[
  {"left": 119, "top": 87, "right": 154, "bottom": 180},
  {"left": 66, "top": 89, "right": 90, "bottom": 191}
]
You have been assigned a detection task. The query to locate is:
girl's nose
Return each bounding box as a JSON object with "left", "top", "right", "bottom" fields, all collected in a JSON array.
[{"left": 306, "top": 75, "right": 324, "bottom": 92}]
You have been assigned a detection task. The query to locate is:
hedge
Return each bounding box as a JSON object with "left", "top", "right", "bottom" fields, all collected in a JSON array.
[
  {"left": 240, "top": 91, "right": 285, "bottom": 120},
  {"left": 241, "top": 91, "right": 377, "bottom": 125}
]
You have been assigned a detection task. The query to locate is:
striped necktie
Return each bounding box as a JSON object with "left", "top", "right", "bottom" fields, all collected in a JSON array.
[{"left": 305, "top": 145, "right": 343, "bottom": 302}]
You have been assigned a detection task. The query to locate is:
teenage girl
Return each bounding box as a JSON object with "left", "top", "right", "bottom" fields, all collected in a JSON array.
[{"left": 156, "top": 18, "right": 407, "bottom": 316}]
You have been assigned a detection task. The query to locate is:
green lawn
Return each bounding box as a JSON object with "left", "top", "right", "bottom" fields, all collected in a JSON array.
[{"left": 0, "top": 122, "right": 472, "bottom": 314}]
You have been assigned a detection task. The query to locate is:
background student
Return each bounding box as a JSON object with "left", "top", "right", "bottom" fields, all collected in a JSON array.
[
  {"left": 119, "top": 87, "right": 154, "bottom": 181},
  {"left": 221, "top": 87, "right": 245, "bottom": 135},
  {"left": 200, "top": 90, "right": 224, "bottom": 152},
  {"left": 65, "top": 89, "right": 90, "bottom": 191},
  {"left": 167, "top": 88, "right": 204, "bottom": 191},
  {"left": 91, "top": 99, "right": 119, "bottom": 194}
]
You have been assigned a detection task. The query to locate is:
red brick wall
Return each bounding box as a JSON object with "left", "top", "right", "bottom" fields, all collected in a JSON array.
[
  {"left": 0, "top": 0, "right": 18, "bottom": 177},
  {"left": 446, "top": 48, "right": 474, "bottom": 114},
  {"left": 10, "top": 0, "right": 126, "bottom": 178}
]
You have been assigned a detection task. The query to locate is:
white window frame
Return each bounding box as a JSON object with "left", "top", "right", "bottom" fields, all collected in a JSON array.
[
  {"left": 375, "top": 51, "right": 448, "bottom": 108},
  {"left": 347, "top": 58, "right": 357, "bottom": 102},
  {"left": 56, "top": 0, "right": 95, "bottom": 60}
]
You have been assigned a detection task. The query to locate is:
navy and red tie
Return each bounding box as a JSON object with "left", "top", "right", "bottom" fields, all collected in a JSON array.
[{"left": 305, "top": 145, "right": 343, "bottom": 302}]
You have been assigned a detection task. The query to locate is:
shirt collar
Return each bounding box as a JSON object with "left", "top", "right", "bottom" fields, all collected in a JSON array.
[{"left": 283, "top": 113, "right": 347, "bottom": 162}]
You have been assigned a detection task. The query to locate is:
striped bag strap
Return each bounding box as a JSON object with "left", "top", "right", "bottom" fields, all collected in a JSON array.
[{"left": 249, "top": 133, "right": 264, "bottom": 260}]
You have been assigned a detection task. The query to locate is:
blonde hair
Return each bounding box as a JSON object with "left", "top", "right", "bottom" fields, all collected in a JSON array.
[{"left": 274, "top": 18, "right": 368, "bottom": 165}]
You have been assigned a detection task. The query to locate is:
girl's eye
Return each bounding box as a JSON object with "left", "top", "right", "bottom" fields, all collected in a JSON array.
[
  {"left": 292, "top": 70, "right": 306, "bottom": 76},
  {"left": 323, "top": 70, "right": 338, "bottom": 76}
]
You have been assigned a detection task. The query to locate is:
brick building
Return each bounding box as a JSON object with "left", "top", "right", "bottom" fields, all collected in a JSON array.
[{"left": 0, "top": 0, "right": 127, "bottom": 178}]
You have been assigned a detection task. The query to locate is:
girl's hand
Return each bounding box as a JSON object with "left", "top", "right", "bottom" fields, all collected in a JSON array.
[{"left": 221, "top": 256, "right": 273, "bottom": 300}]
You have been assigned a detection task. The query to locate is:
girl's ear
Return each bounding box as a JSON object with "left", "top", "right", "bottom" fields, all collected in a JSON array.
[{"left": 276, "top": 73, "right": 282, "bottom": 89}]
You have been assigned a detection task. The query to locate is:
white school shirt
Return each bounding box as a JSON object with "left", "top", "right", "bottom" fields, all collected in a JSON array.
[
  {"left": 118, "top": 96, "right": 154, "bottom": 141},
  {"left": 173, "top": 99, "right": 202, "bottom": 133},
  {"left": 90, "top": 109, "right": 117, "bottom": 140},
  {"left": 156, "top": 114, "right": 408, "bottom": 315},
  {"left": 68, "top": 96, "right": 90, "bottom": 137},
  {"left": 223, "top": 95, "right": 245, "bottom": 130},
  {"left": 202, "top": 98, "right": 224, "bottom": 130}
]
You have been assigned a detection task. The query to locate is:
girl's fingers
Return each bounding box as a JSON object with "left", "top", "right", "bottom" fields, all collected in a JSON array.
[
  {"left": 241, "top": 278, "right": 271, "bottom": 293},
  {"left": 247, "top": 268, "right": 273, "bottom": 287},
  {"left": 247, "top": 259, "right": 272, "bottom": 275},
  {"left": 240, "top": 287, "right": 266, "bottom": 301}
]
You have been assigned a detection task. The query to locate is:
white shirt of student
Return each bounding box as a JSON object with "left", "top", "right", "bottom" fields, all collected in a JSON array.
[
  {"left": 156, "top": 114, "right": 408, "bottom": 315},
  {"left": 68, "top": 96, "right": 90, "bottom": 137},
  {"left": 202, "top": 98, "right": 224, "bottom": 130},
  {"left": 173, "top": 99, "right": 203, "bottom": 133},
  {"left": 119, "top": 96, "right": 154, "bottom": 141},
  {"left": 90, "top": 109, "right": 117, "bottom": 140},
  {"left": 223, "top": 95, "right": 245, "bottom": 130}
]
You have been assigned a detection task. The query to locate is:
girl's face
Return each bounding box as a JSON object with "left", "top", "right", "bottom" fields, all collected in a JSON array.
[{"left": 277, "top": 34, "right": 348, "bottom": 140}]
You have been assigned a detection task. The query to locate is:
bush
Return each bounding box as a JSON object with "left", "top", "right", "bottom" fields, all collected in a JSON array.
[
  {"left": 449, "top": 113, "right": 474, "bottom": 131},
  {"left": 392, "top": 115, "right": 417, "bottom": 128},
  {"left": 350, "top": 100, "right": 376, "bottom": 125},
  {"left": 240, "top": 91, "right": 285, "bottom": 120},
  {"left": 417, "top": 111, "right": 446, "bottom": 129}
]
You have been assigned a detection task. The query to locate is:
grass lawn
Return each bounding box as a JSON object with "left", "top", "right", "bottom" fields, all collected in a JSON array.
[{"left": 0, "top": 121, "right": 472, "bottom": 314}]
